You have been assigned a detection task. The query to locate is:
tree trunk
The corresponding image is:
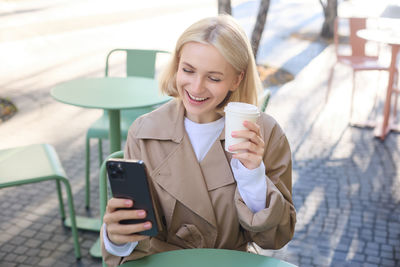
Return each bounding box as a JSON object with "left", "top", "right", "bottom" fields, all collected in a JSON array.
[
  {"left": 250, "top": 0, "right": 271, "bottom": 58},
  {"left": 218, "top": 0, "right": 232, "bottom": 15},
  {"left": 319, "top": 0, "right": 337, "bottom": 39}
]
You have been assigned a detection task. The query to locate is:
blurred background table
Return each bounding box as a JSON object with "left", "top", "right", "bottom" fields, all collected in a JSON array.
[
  {"left": 119, "top": 249, "right": 297, "bottom": 267},
  {"left": 357, "top": 26, "right": 400, "bottom": 140}
]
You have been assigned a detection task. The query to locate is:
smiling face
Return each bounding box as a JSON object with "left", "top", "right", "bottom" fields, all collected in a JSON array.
[{"left": 176, "top": 42, "right": 243, "bottom": 123}]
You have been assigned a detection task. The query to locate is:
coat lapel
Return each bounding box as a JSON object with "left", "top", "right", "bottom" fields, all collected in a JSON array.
[
  {"left": 151, "top": 135, "right": 217, "bottom": 228},
  {"left": 200, "top": 132, "right": 235, "bottom": 191}
]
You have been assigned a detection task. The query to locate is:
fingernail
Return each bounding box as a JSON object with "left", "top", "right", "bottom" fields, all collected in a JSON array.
[
  {"left": 231, "top": 132, "right": 236, "bottom": 137},
  {"left": 228, "top": 145, "right": 233, "bottom": 151},
  {"left": 138, "top": 210, "right": 146, "bottom": 217},
  {"left": 144, "top": 222, "right": 152, "bottom": 229},
  {"left": 125, "top": 200, "right": 132, "bottom": 207}
]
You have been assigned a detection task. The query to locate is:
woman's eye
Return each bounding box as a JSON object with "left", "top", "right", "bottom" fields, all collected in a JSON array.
[
  {"left": 209, "top": 76, "right": 221, "bottom": 82},
  {"left": 183, "top": 68, "right": 193, "bottom": 73}
]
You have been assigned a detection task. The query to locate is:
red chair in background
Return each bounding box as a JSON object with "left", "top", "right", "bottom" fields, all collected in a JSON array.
[{"left": 327, "top": 17, "right": 390, "bottom": 122}]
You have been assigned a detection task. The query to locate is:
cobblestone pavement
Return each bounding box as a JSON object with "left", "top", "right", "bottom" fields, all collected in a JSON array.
[{"left": 1, "top": 0, "right": 399, "bottom": 266}]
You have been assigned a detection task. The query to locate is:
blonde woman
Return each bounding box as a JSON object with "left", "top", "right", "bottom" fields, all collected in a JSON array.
[{"left": 101, "top": 15, "right": 296, "bottom": 266}]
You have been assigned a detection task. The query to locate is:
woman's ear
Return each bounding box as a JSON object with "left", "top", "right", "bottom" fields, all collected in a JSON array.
[{"left": 230, "top": 71, "right": 244, "bottom": 92}]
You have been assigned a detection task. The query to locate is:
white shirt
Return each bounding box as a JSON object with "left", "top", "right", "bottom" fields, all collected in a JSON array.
[{"left": 103, "top": 117, "right": 267, "bottom": 256}]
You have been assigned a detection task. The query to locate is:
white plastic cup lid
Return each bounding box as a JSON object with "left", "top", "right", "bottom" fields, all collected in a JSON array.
[{"left": 224, "top": 102, "right": 260, "bottom": 117}]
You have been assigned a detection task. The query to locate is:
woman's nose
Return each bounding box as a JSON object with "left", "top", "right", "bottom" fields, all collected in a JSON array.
[{"left": 191, "top": 76, "right": 204, "bottom": 93}]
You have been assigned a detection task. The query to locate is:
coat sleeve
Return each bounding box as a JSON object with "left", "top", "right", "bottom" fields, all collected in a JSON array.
[{"left": 234, "top": 122, "right": 296, "bottom": 249}]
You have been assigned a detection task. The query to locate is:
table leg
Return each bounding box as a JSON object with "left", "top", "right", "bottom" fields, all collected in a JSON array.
[
  {"left": 88, "top": 111, "right": 122, "bottom": 258},
  {"left": 108, "top": 109, "right": 121, "bottom": 153},
  {"left": 377, "top": 45, "right": 399, "bottom": 140}
]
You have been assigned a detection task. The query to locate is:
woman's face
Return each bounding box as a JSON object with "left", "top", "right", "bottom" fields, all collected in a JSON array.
[{"left": 176, "top": 42, "right": 243, "bottom": 123}]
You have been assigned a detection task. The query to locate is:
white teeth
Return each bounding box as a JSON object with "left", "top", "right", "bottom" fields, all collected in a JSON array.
[{"left": 188, "top": 91, "right": 208, "bottom": 101}]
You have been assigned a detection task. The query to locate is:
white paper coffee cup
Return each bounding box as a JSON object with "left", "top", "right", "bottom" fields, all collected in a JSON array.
[{"left": 224, "top": 102, "right": 260, "bottom": 153}]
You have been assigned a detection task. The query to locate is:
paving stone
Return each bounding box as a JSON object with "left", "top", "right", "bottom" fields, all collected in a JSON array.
[
  {"left": 26, "top": 248, "right": 40, "bottom": 257},
  {"left": 24, "top": 256, "right": 41, "bottom": 265},
  {"left": 4, "top": 253, "right": 18, "bottom": 262},
  {"left": 14, "top": 246, "right": 29, "bottom": 255},
  {"left": 9, "top": 236, "right": 27, "bottom": 246},
  {"left": 350, "top": 253, "right": 365, "bottom": 263},
  {"left": 381, "top": 258, "right": 396, "bottom": 267},
  {"left": 19, "top": 229, "right": 36, "bottom": 238},
  {"left": 25, "top": 239, "right": 41, "bottom": 248},
  {"left": 1, "top": 244, "right": 16, "bottom": 253},
  {"left": 346, "top": 261, "right": 363, "bottom": 267},
  {"left": 35, "top": 232, "right": 52, "bottom": 241},
  {"left": 38, "top": 257, "right": 57, "bottom": 266},
  {"left": 0, "top": 262, "right": 17, "bottom": 267},
  {"left": 366, "top": 255, "right": 381, "bottom": 265},
  {"left": 15, "top": 255, "right": 28, "bottom": 263}
]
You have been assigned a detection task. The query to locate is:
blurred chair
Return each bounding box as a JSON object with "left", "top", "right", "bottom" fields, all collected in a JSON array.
[
  {"left": 0, "top": 144, "right": 81, "bottom": 259},
  {"left": 85, "top": 49, "right": 169, "bottom": 209},
  {"left": 259, "top": 89, "right": 272, "bottom": 112},
  {"left": 327, "top": 17, "right": 389, "bottom": 121}
]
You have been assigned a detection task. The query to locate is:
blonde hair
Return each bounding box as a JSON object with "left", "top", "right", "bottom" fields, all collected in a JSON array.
[{"left": 159, "top": 15, "right": 262, "bottom": 113}]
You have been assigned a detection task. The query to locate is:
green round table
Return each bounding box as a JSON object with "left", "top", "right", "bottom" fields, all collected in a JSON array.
[
  {"left": 51, "top": 77, "right": 171, "bottom": 257},
  {"left": 119, "top": 249, "right": 297, "bottom": 267},
  {"left": 51, "top": 77, "right": 171, "bottom": 152}
]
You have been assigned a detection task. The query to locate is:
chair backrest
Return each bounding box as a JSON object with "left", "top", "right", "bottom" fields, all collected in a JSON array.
[
  {"left": 105, "top": 49, "right": 169, "bottom": 78},
  {"left": 334, "top": 17, "right": 369, "bottom": 57},
  {"left": 349, "top": 17, "right": 367, "bottom": 56}
]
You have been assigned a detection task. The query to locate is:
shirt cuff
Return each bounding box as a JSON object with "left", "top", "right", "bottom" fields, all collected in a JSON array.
[
  {"left": 103, "top": 223, "right": 138, "bottom": 257},
  {"left": 230, "top": 158, "right": 267, "bottom": 213}
]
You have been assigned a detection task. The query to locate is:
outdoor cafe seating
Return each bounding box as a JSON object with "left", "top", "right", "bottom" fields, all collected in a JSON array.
[
  {"left": 327, "top": 16, "right": 390, "bottom": 122},
  {"left": 327, "top": 13, "right": 400, "bottom": 140}
]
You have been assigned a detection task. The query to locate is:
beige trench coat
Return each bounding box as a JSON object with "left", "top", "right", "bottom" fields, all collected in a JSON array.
[{"left": 101, "top": 99, "right": 296, "bottom": 266}]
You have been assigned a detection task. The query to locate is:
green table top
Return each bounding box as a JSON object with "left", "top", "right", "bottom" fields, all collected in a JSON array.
[
  {"left": 51, "top": 77, "right": 171, "bottom": 110},
  {"left": 119, "top": 249, "right": 297, "bottom": 267}
]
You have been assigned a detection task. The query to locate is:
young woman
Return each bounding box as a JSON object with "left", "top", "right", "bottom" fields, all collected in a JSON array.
[{"left": 101, "top": 15, "right": 296, "bottom": 266}]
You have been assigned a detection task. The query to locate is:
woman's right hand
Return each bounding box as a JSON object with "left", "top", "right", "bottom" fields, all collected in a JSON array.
[{"left": 103, "top": 198, "right": 152, "bottom": 245}]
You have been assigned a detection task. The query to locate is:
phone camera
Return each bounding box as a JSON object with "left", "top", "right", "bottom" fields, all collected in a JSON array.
[{"left": 109, "top": 162, "right": 124, "bottom": 179}]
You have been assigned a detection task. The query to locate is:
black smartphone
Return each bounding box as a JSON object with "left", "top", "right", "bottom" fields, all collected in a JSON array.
[{"left": 106, "top": 158, "right": 162, "bottom": 236}]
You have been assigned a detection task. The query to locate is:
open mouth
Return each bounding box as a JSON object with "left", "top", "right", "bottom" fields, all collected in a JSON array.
[{"left": 186, "top": 90, "right": 209, "bottom": 102}]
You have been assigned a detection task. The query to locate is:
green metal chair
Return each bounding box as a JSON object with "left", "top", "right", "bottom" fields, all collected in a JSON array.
[
  {"left": 85, "top": 49, "right": 170, "bottom": 209},
  {"left": 97, "top": 150, "right": 124, "bottom": 266},
  {"left": 0, "top": 144, "right": 81, "bottom": 259},
  {"left": 260, "top": 89, "right": 272, "bottom": 113}
]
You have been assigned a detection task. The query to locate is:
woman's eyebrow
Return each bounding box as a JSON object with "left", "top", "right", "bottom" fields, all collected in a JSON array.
[
  {"left": 182, "top": 62, "right": 224, "bottom": 75},
  {"left": 182, "top": 62, "right": 195, "bottom": 69}
]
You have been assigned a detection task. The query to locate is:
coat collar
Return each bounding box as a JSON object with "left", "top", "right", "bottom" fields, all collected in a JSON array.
[{"left": 134, "top": 99, "right": 185, "bottom": 143}]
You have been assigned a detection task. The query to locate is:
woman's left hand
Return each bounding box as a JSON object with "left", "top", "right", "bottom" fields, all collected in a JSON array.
[{"left": 228, "top": 120, "right": 265, "bottom": 170}]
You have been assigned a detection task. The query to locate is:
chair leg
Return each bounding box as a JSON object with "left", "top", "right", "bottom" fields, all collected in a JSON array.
[
  {"left": 392, "top": 69, "right": 399, "bottom": 120},
  {"left": 98, "top": 138, "right": 103, "bottom": 167},
  {"left": 56, "top": 180, "right": 66, "bottom": 221},
  {"left": 59, "top": 176, "right": 81, "bottom": 259},
  {"left": 326, "top": 62, "right": 337, "bottom": 103},
  {"left": 350, "top": 70, "right": 357, "bottom": 122},
  {"left": 85, "top": 136, "right": 91, "bottom": 209}
]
